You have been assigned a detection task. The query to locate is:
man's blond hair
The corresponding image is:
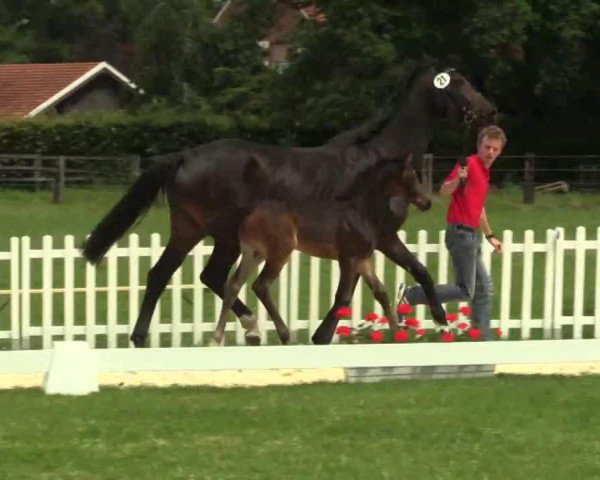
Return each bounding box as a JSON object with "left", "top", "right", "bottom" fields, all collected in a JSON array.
[{"left": 477, "top": 125, "right": 506, "bottom": 147}]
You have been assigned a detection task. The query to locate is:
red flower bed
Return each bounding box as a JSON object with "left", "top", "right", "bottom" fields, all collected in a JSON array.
[{"left": 334, "top": 307, "right": 500, "bottom": 344}]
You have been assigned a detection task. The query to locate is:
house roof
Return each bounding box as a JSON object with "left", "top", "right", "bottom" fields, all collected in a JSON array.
[
  {"left": 213, "top": 0, "right": 246, "bottom": 24},
  {"left": 0, "top": 61, "right": 138, "bottom": 118}
]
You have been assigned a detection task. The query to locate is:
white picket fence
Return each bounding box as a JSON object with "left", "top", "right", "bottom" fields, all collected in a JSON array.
[{"left": 0, "top": 226, "right": 598, "bottom": 350}]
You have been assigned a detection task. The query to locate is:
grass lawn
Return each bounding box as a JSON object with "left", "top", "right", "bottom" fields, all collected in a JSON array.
[
  {"left": 0, "top": 185, "right": 598, "bottom": 246},
  {"left": 0, "top": 186, "right": 598, "bottom": 347},
  {"left": 1, "top": 376, "right": 600, "bottom": 479}
]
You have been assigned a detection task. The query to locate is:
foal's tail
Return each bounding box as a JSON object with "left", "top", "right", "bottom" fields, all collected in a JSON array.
[
  {"left": 243, "top": 153, "right": 271, "bottom": 201},
  {"left": 82, "top": 154, "right": 183, "bottom": 264}
]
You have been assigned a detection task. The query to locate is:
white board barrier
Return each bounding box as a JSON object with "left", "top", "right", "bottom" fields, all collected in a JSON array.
[{"left": 42, "top": 341, "right": 99, "bottom": 395}]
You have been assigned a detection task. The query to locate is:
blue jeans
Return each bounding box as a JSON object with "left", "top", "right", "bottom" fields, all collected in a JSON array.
[{"left": 402, "top": 224, "right": 494, "bottom": 340}]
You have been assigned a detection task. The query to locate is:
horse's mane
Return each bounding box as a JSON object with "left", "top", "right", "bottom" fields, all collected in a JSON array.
[{"left": 325, "top": 58, "right": 435, "bottom": 147}]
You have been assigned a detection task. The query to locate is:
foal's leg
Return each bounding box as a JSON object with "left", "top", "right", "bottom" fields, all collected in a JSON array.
[
  {"left": 311, "top": 258, "right": 360, "bottom": 345},
  {"left": 357, "top": 258, "right": 400, "bottom": 331},
  {"left": 252, "top": 257, "right": 292, "bottom": 345},
  {"left": 377, "top": 235, "right": 447, "bottom": 325},
  {"left": 211, "top": 244, "right": 263, "bottom": 346},
  {"left": 200, "top": 238, "right": 257, "bottom": 324}
]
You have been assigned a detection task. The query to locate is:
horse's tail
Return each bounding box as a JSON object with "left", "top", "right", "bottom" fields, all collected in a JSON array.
[{"left": 82, "top": 154, "right": 183, "bottom": 264}]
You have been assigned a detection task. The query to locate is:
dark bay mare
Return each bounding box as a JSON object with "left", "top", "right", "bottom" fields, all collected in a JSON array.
[
  {"left": 211, "top": 152, "right": 432, "bottom": 346},
  {"left": 82, "top": 59, "right": 497, "bottom": 347}
]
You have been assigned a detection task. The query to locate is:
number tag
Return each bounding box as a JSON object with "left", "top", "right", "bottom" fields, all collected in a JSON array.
[{"left": 433, "top": 72, "right": 451, "bottom": 89}]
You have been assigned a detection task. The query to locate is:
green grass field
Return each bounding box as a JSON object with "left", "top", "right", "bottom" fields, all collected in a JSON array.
[
  {"left": 1, "top": 376, "right": 600, "bottom": 479},
  {"left": 1, "top": 185, "right": 598, "bottom": 246},
  {"left": 0, "top": 186, "right": 598, "bottom": 348}
]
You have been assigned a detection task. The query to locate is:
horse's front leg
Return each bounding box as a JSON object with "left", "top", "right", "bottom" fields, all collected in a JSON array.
[
  {"left": 311, "top": 260, "right": 360, "bottom": 345},
  {"left": 377, "top": 235, "right": 447, "bottom": 326}
]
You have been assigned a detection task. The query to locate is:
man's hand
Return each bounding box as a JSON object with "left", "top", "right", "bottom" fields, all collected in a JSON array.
[
  {"left": 458, "top": 166, "right": 468, "bottom": 184},
  {"left": 489, "top": 236, "right": 502, "bottom": 253}
]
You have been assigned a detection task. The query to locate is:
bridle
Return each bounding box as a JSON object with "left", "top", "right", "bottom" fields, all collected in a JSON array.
[{"left": 440, "top": 68, "right": 477, "bottom": 125}]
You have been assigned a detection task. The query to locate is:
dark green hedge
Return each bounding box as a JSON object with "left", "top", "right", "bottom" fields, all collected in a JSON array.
[
  {"left": 0, "top": 111, "right": 293, "bottom": 156},
  {"left": 0, "top": 110, "right": 597, "bottom": 158}
]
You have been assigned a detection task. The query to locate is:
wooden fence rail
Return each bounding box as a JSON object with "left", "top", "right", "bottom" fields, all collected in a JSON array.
[{"left": 0, "top": 154, "right": 141, "bottom": 203}]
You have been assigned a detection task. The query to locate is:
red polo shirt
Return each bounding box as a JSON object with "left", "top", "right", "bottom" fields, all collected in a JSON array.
[{"left": 445, "top": 154, "right": 490, "bottom": 229}]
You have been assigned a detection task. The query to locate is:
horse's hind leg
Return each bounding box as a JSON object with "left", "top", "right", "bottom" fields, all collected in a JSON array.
[
  {"left": 211, "top": 244, "right": 263, "bottom": 346},
  {"left": 131, "top": 237, "right": 197, "bottom": 348},
  {"left": 252, "top": 257, "right": 291, "bottom": 345},
  {"left": 200, "top": 238, "right": 257, "bottom": 328},
  {"left": 130, "top": 209, "right": 203, "bottom": 348},
  {"left": 357, "top": 258, "right": 400, "bottom": 331}
]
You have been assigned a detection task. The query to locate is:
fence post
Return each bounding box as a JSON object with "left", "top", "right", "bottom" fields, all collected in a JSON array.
[
  {"left": 10, "top": 237, "right": 20, "bottom": 350},
  {"left": 421, "top": 153, "right": 433, "bottom": 196},
  {"left": 523, "top": 152, "right": 535, "bottom": 204},
  {"left": 32, "top": 154, "right": 42, "bottom": 192},
  {"left": 129, "top": 155, "right": 141, "bottom": 181},
  {"left": 52, "top": 156, "right": 65, "bottom": 204}
]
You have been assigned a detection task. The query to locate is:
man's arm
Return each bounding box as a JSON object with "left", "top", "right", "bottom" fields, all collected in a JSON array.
[
  {"left": 480, "top": 207, "right": 493, "bottom": 237},
  {"left": 480, "top": 207, "right": 502, "bottom": 253},
  {"left": 439, "top": 163, "right": 467, "bottom": 196},
  {"left": 439, "top": 177, "right": 460, "bottom": 196}
]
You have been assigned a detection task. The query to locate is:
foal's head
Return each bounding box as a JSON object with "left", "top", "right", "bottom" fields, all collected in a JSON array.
[
  {"left": 335, "top": 152, "right": 431, "bottom": 213},
  {"left": 385, "top": 154, "right": 431, "bottom": 212}
]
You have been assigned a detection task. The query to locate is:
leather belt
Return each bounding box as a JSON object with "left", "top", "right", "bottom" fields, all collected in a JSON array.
[{"left": 451, "top": 224, "right": 476, "bottom": 233}]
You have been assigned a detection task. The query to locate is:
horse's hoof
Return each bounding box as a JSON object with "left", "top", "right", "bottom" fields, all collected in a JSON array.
[
  {"left": 431, "top": 306, "right": 448, "bottom": 326},
  {"left": 245, "top": 333, "right": 261, "bottom": 346},
  {"left": 130, "top": 334, "right": 147, "bottom": 348},
  {"left": 279, "top": 331, "right": 291, "bottom": 345},
  {"left": 311, "top": 333, "right": 330, "bottom": 345}
]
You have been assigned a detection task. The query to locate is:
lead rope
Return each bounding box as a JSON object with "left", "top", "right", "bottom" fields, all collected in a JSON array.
[{"left": 458, "top": 124, "right": 471, "bottom": 187}]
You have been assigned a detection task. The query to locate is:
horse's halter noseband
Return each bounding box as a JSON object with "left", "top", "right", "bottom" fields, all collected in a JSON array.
[{"left": 440, "top": 68, "right": 477, "bottom": 124}]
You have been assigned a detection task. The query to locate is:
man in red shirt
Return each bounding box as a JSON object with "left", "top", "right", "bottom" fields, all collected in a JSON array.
[{"left": 398, "top": 125, "right": 506, "bottom": 340}]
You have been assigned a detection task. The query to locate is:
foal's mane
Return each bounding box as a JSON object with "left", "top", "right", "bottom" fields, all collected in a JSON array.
[
  {"left": 326, "top": 59, "right": 435, "bottom": 147},
  {"left": 335, "top": 153, "right": 410, "bottom": 201}
]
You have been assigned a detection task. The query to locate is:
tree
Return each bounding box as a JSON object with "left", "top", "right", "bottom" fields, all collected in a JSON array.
[
  {"left": 129, "top": 0, "right": 274, "bottom": 116},
  {"left": 267, "top": 1, "right": 398, "bottom": 133}
]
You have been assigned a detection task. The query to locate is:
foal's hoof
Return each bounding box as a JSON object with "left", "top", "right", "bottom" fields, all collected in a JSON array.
[
  {"left": 130, "top": 334, "right": 147, "bottom": 348},
  {"left": 207, "top": 337, "right": 224, "bottom": 347},
  {"left": 244, "top": 333, "right": 261, "bottom": 346},
  {"left": 240, "top": 314, "right": 261, "bottom": 346}
]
